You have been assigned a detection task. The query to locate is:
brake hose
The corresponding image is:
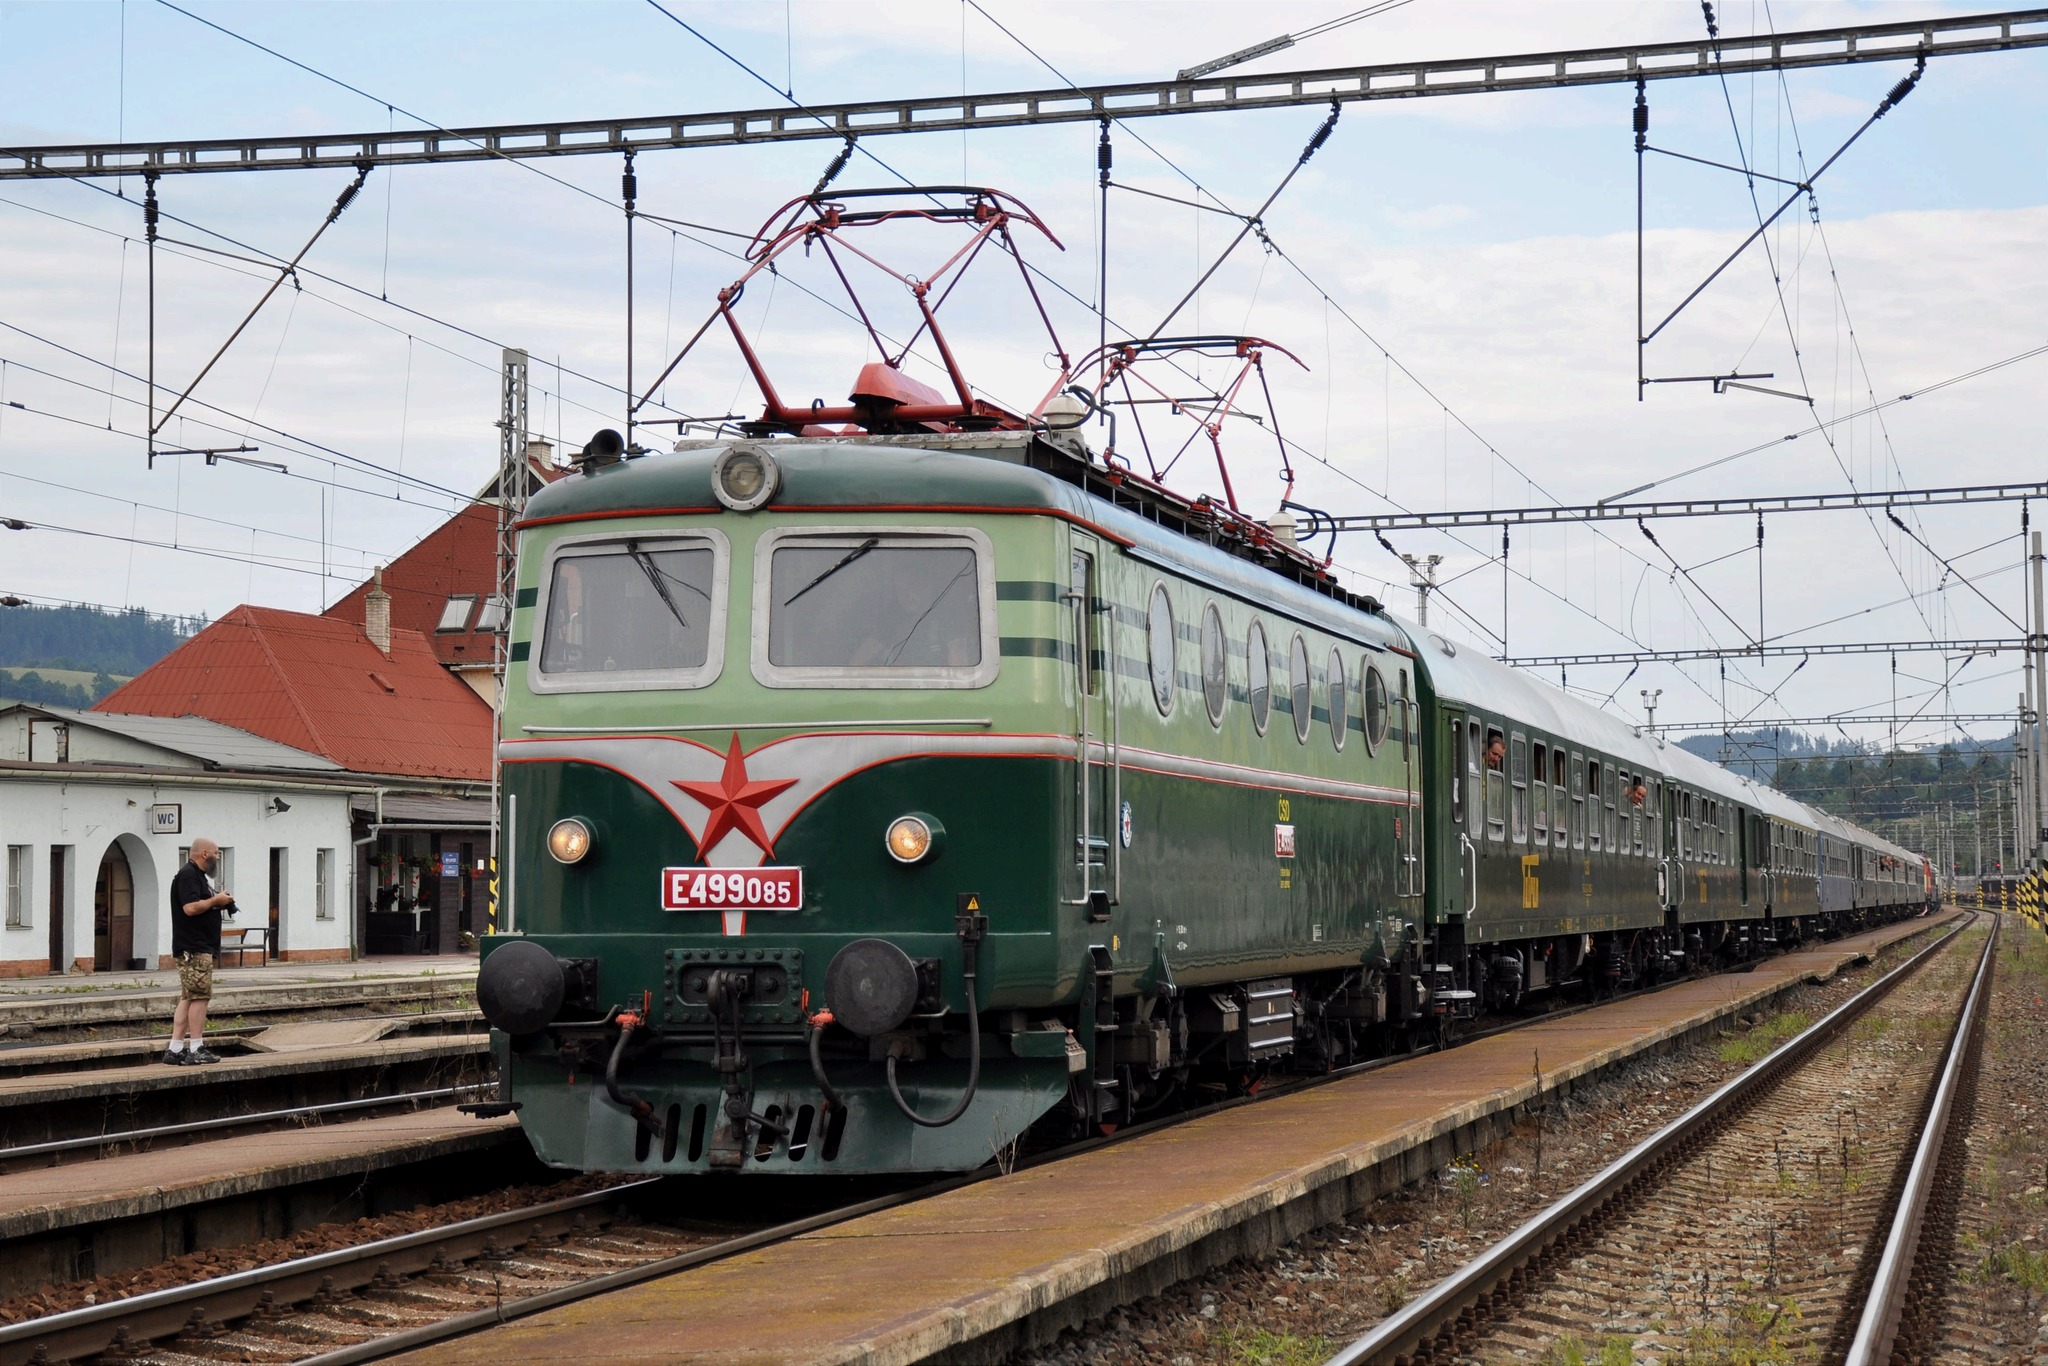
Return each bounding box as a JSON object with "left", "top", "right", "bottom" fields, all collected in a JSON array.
[
  {"left": 884, "top": 929, "right": 983, "bottom": 1129},
  {"left": 806, "top": 1005, "right": 846, "bottom": 1110},
  {"left": 604, "top": 1012, "right": 663, "bottom": 1137}
]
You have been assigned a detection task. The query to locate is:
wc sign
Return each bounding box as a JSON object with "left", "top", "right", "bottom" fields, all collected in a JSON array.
[{"left": 148, "top": 803, "right": 182, "bottom": 835}]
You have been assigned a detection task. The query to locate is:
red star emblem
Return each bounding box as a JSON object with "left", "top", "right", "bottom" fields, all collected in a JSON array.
[{"left": 673, "top": 736, "right": 798, "bottom": 860}]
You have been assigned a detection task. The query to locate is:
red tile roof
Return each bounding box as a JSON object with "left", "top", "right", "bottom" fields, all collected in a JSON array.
[
  {"left": 323, "top": 504, "right": 499, "bottom": 670},
  {"left": 94, "top": 606, "right": 494, "bottom": 780}
]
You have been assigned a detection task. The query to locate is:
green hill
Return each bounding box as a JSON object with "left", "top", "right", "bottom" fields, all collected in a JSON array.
[{"left": 0, "top": 603, "right": 202, "bottom": 705}]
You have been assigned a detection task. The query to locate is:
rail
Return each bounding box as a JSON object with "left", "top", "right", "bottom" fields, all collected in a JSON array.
[
  {"left": 1842, "top": 912, "right": 1999, "bottom": 1364},
  {"left": 1321, "top": 912, "right": 1983, "bottom": 1366},
  {"left": 0, "top": 1084, "right": 494, "bottom": 1163}
]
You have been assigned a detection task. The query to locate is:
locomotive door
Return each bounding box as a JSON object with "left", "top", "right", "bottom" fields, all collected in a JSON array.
[
  {"left": 1660, "top": 786, "right": 1683, "bottom": 910},
  {"left": 1067, "top": 540, "right": 1114, "bottom": 920},
  {"left": 1397, "top": 668, "right": 1423, "bottom": 900}
]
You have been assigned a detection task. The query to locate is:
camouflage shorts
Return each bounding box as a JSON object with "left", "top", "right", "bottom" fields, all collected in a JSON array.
[{"left": 177, "top": 952, "right": 214, "bottom": 1001}]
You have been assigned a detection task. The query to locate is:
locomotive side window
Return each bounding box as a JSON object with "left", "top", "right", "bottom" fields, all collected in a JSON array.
[
  {"left": 1327, "top": 648, "right": 1348, "bottom": 750},
  {"left": 1532, "top": 742, "right": 1549, "bottom": 842},
  {"left": 1070, "top": 549, "right": 1098, "bottom": 696},
  {"left": 1484, "top": 725, "right": 1505, "bottom": 840},
  {"left": 1363, "top": 664, "right": 1390, "bottom": 754},
  {"left": 1509, "top": 734, "right": 1529, "bottom": 844},
  {"left": 1247, "top": 621, "right": 1272, "bottom": 734},
  {"left": 1200, "top": 602, "right": 1227, "bottom": 726},
  {"left": 1147, "top": 583, "right": 1177, "bottom": 716},
  {"left": 1289, "top": 634, "right": 1312, "bottom": 743},
  {"left": 754, "top": 528, "right": 996, "bottom": 688},
  {"left": 1553, "top": 749, "right": 1569, "bottom": 849},
  {"left": 534, "top": 533, "right": 728, "bottom": 691}
]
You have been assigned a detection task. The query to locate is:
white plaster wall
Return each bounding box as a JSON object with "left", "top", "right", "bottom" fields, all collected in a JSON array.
[{"left": 0, "top": 775, "right": 356, "bottom": 971}]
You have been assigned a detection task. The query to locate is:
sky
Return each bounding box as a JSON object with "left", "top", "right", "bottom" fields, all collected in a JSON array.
[{"left": 0, "top": 0, "right": 2043, "bottom": 753}]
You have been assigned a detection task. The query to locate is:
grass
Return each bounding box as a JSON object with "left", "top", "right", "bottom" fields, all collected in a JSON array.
[
  {"left": 1214, "top": 1327, "right": 1333, "bottom": 1366},
  {"left": 1540, "top": 1335, "right": 1635, "bottom": 1366},
  {"left": 1668, "top": 1294, "right": 1805, "bottom": 1366},
  {"left": 1978, "top": 1241, "right": 2048, "bottom": 1295},
  {"left": 1718, "top": 1010, "right": 1813, "bottom": 1065}
]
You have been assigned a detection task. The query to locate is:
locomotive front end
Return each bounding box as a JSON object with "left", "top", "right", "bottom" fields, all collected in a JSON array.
[{"left": 478, "top": 440, "right": 1082, "bottom": 1174}]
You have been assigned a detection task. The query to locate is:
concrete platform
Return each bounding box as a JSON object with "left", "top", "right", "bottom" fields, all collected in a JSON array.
[
  {"left": 0, "top": 956, "right": 478, "bottom": 1038},
  {"left": 0, "top": 1106, "right": 530, "bottom": 1299},
  {"left": 390, "top": 913, "right": 1956, "bottom": 1366}
]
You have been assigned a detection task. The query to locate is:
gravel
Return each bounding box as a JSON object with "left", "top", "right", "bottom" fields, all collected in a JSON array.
[{"left": 1006, "top": 921, "right": 1949, "bottom": 1366}]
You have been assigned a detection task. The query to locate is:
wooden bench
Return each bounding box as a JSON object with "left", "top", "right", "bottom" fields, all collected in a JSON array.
[{"left": 219, "top": 925, "right": 268, "bottom": 967}]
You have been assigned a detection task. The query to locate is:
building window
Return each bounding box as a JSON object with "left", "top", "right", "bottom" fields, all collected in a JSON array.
[
  {"left": 473, "top": 597, "right": 507, "bottom": 632},
  {"left": 5, "top": 846, "right": 28, "bottom": 929},
  {"left": 218, "top": 847, "right": 235, "bottom": 899},
  {"left": 436, "top": 595, "right": 479, "bottom": 633},
  {"left": 316, "top": 848, "right": 335, "bottom": 920}
]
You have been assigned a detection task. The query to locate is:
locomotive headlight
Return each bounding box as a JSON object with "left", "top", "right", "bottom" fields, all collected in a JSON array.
[
  {"left": 884, "top": 813, "right": 944, "bottom": 864},
  {"left": 711, "top": 444, "right": 779, "bottom": 512},
  {"left": 547, "top": 817, "right": 594, "bottom": 865}
]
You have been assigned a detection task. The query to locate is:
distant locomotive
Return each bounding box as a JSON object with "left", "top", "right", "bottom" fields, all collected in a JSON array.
[{"left": 473, "top": 189, "right": 1929, "bottom": 1175}]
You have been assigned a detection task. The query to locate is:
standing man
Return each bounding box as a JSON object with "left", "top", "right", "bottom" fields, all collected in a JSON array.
[{"left": 166, "top": 838, "right": 234, "bottom": 1065}]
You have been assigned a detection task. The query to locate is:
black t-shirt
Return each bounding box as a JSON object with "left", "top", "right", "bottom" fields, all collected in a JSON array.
[{"left": 170, "top": 861, "right": 223, "bottom": 957}]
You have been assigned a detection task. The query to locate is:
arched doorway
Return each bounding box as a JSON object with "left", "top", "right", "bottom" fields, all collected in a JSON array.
[{"left": 93, "top": 844, "right": 135, "bottom": 972}]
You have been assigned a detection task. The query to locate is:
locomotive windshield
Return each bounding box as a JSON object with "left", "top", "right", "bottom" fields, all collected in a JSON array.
[
  {"left": 766, "top": 538, "right": 982, "bottom": 670},
  {"left": 538, "top": 539, "right": 717, "bottom": 676}
]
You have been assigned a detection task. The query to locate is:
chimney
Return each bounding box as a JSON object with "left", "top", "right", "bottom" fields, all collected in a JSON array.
[{"left": 365, "top": 566, "right": 392, "bottom": 656}]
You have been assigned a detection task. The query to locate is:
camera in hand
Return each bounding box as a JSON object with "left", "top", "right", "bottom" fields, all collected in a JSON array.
[{"left": 221, "top": 897, "right": 238, "bottom": 920}]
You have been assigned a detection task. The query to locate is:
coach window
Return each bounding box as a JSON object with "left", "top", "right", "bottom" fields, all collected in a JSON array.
[
  {"left": 1484, "top": 726, "right": 1507, "bottom": 840},
  {"left": 1147, "top": 583, "right": 1177, "bottom": 715},
  {"left": 1570, "top": 752, "right": 1585, "bottom": 849},
  {"left": 1603, "top": 766, "right": 1619, "bottom": 852},
  {"left": 1631, "top": 774, "right": 1645, "bottom": 855},
  {"left": 1396, "top": 670, "right": 1411, "bottom": 760},
  {"left": 1200, "top": 602, "right": 1227, "bottom": 727},
  {"left": 1553, "top": 749, "right": 1569, "bottom": 849},
  {"left": 1584, "top": 760, "right": 1603, "bottom": 851},
  {"left": 1649, "top": 779, "right": 1663, "bottom": 857},
  {"left": 1532, "top": 742, "right": 1550, "bottom": 843},
  {"left": 1451, "top": 716, "right": 1467, "bottom": 826},
  {"left": 1467, "top": 719, "right": 1484, "bottom": 838},
  {"left": 536, "top": 532, "right": 729, "bottom": 692},
  {"left": 1289, "top": 634, "right": 1313, "bottom": 743},
  {"left": 1247, "top": 620, "right": 1272, "bottom": 734},
  {"left": 1327, "top": 648, "right": 1348, "bottom": 750},
  {"left": 1510, "top": 734, "right": 1529, "bottom": 843}
]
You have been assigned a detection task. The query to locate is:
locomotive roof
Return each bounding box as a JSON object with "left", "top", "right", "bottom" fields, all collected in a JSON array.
[{"left": 522, "top": 436, "right": 1412, "bottom": 655}]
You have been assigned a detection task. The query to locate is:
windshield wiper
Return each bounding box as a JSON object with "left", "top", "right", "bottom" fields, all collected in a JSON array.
[
  {"left": 626, "top": 540, "right": 688, "bottom": 629},
  {"left": 782, "top": 537, "right": 880, "bottom": 607}
]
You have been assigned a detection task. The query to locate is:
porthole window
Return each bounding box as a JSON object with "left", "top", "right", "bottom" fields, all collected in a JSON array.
[
  {"left": 1146, "top": 583, "right": 1176, "bottom": 715},
  {"left": 1327, "top": 647, "right": 1348, "bottom": 749},
  {"left": 1200, "top": 602, "right": 1227, "bottom": 727},
  {"left": 1363, "top": 664, "right": 1390, "bottom": 753},
  {"left": 1289, "top": 633, "right": 1312, "bottom": 743},
  {"left": 1247, "top": 620, "right": 1271, "bottom": 734}
]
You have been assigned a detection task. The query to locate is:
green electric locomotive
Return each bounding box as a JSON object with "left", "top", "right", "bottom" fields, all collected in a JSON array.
[{"left": 471, "top": 186, "right": 1928, "bottom": 1176}]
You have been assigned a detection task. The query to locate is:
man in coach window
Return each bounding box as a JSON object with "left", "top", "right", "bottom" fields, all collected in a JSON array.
[{"left": 166, "top": 838, "right": 235, "bottom": 1065}]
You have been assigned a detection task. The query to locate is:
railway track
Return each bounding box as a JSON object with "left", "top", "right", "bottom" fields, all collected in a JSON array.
[
  {"left": 0, "top": 1175, "right": 959, "bottom": 1366},
  {"left": 0, "top": 916, "right": 1952, "bottom": 1366},
  {"left": 1319, "top": 912, "right": 1994, "bottom": 1366}
]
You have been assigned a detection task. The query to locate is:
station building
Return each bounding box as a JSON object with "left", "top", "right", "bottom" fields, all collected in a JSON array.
[{"left": 0, "top": 577, "right": 497, "bottom": 975}]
